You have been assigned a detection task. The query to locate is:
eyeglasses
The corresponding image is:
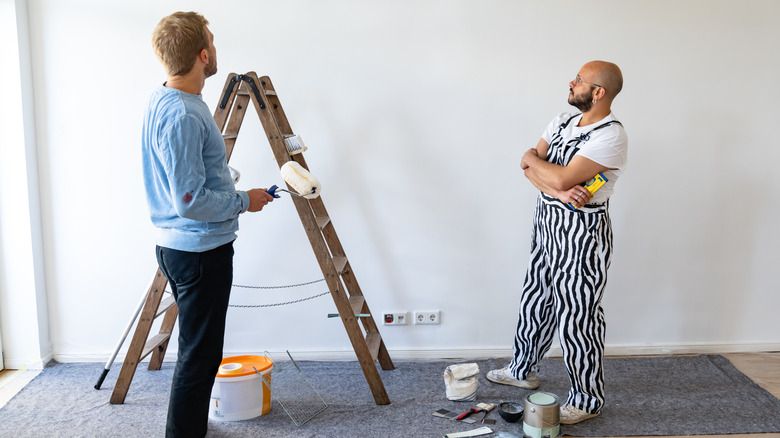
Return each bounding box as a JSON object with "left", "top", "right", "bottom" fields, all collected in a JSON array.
[{"left": 573, "top": 75, "right": 604, "bottom": 89}]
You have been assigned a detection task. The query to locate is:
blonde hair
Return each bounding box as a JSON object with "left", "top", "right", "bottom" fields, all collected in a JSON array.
[{"left": 151, "top": 12, "right": 210, "bottom": 76}]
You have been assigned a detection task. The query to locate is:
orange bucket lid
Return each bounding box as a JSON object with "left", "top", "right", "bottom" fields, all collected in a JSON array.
[{"left": 216, "top": 355, "right": 273, "bottom": 378}]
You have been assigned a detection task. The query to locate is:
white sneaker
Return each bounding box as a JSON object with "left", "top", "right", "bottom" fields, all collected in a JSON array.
[
  {"left": 486, "top": 368, "right": 540, "bottom": 389},
  {"left": 559, "top": 403, "right": 600, "bottom": 424}
]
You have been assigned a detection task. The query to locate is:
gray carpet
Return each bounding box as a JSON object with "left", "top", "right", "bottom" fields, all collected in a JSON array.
[{"left": 1, "top": 355, "right": 779, "bottom": 437}]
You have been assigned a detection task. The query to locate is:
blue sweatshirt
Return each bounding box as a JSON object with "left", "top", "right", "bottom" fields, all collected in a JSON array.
[{"left": 142, "top": 85, "right": 250, "bottom": 252}]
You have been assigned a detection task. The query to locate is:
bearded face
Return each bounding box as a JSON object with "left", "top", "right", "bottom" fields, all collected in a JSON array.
[
  {"left": 568, "top": 86, "right": 594, "bottom": 112},
  {"left": 204, "top": 49, "right": 217, "bottom": 78}
]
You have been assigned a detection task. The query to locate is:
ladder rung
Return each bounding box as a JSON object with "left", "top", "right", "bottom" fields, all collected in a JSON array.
[
  {"left": 264, "top": 90, "right": 277, "bottom": 96},
  {"left": 155, "top": 296, "right": 176, "bottom": 318},
  {"left": 237, "top": 90, "right": 250, "bottom": 96},
  {"left": 141, "top": 333, "right": 171, "bottom": 360},
  {"left": 333, "top": 256, "right": 347, "bottom": 274},
  {"left": 366, "top": 333, "right": 381, "bottom": 361},
  {"left": 223, "top": 134, "right": 238, "bottom": 140},
  {"left": 316, "top": 216, "right": 330, "bottom": 230},
  {"left": 349, "top": 296, "right": 365, "bottom": 314}
]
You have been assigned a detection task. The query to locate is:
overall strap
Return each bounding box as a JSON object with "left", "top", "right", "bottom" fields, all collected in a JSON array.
[
  {"left": 556, "top": 113, "right": 581, "bottom": 135},
  {"left": 576, "top": 119, "right": 623, "bottom": 142},
  {"left": 548, "top": 116, "right": 621, "bottom": 167}
]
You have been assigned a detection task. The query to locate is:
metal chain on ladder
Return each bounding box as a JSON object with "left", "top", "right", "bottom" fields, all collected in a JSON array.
[{"left": 164, "top": 278, "right": 330, "bottom": 308}]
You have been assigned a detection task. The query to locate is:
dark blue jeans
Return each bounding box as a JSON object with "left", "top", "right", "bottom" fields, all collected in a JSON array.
[{"left": 156, "top": 241, "right": 234, "bottom": 438}]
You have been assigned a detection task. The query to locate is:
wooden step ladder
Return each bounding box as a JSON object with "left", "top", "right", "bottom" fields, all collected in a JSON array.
[{"left": 109, "top": 72, "right": 394, "bottom": 406}]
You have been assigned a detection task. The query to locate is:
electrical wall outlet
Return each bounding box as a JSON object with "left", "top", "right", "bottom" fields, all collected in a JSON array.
[
  {"left": 382, "top": 312, "right": 408, "bottom": 325},
  {"left": 414, "top": 310, "right": 441, "bottom": 325}
]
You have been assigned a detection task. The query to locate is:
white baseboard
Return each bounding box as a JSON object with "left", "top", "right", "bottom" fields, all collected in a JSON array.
[
  {"left": 2, "top": 353, "right": 53, "bottom": 370},
  {"left": 52, "top": 342, "right": 780, "bottom": 364}
]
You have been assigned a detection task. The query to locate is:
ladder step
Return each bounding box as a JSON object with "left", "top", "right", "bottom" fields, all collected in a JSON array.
[
  {"left": 264, "top": 90, "right": 277, "bottom": 96},
  {"left": 141, "top": 333, "right": 171, "bottom": 360},
  {"left": 155, "top": 296, "right": 176, "bottom": 318},
  {"left": 315, "top": 216, "right": 330, "bottom": 230},
  {"left": 366, "top": 333, "right": 381, "bottom": 361},
  {"left": 223, "top": 134, "right": 238, "bottom": 140},
  {"left": 349, "top": 295, "right": 365, "bottom": 314},
  {"left": 237, "top": 90, "right": 250, "bottom": 96},
  {"left": 333, "top": 256, "right": 347, "bottom": 274}
]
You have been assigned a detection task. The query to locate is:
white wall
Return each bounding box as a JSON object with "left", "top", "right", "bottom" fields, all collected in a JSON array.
[
  {"left": 1, "top": 0, "right": 778, "bottom": 366},
  {"left": 0, "top": 0, "right": 51, "bottom": 370}
]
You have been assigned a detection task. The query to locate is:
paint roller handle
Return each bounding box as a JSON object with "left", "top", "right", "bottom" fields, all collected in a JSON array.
[
  {"left": 246, "top": 188, "right": 275, "bottom": 212},
  {"left": 266, "top": 184, "right": 306, "bottom": 198},
  {"left": 267, "top": 185, "right": 281, "bottom": 198}
]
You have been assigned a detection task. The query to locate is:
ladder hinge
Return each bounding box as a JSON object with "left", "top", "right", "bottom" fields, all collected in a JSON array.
[
  {"left": 219, "top": 74, "right": 266, "bottom": 110},
  {"left": 241, "top": 75, "right": 266, "bottom": 110},
  {"left": 219, "top": 75, "right": 241, "bottom": 109}
]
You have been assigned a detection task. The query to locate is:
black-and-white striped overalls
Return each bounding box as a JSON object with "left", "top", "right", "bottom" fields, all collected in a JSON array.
[{"left": 508, "top": 114, "right": 622, "bottom": 414}]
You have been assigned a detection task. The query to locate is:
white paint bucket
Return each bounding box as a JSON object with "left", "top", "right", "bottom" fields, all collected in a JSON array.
[
  {"left": 208, "top": 355, "right": 273, "bottom": 421},
  {"left": 523, "top": 391, "right": 560, "bottom": 438}
]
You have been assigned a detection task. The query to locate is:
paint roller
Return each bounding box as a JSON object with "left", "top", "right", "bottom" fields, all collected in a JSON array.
[{"left": 267, "top": 161, "right": 321, "bottom": 199}]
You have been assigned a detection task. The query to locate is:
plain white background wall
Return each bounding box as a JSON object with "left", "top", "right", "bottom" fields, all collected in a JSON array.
[
  {"left": 1, "top": 0, "right": 779, "bottom": 366},
  {"left": 0, "top": 0, "right": 51, "bottom": 370}
]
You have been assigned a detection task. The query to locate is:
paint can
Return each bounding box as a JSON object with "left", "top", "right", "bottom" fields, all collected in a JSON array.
[
  {"left": 208, "top": 355, "right": 273, "bottom": 421},
  {"left": 523, "top": 391, "right": 560, "bottom": 438}
]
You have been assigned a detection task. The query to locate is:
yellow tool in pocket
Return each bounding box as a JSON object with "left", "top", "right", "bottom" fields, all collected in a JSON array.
[{"left": 568, "top": 172, "right": 607, "bottom": 210}]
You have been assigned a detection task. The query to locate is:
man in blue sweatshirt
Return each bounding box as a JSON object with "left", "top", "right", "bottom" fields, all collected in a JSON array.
[{"left": 142, "top": 11, "right": 274, "bottom": 438}]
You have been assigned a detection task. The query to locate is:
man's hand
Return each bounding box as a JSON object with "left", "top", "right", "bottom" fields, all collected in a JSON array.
[
  {"left": 564, "top": 185, "right": 593, "bottom": 208},
  {"left": 246, "top": 188, "right": 275, "bottom": 212}
]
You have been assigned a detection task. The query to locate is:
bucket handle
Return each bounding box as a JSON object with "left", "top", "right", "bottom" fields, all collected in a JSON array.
[
  {"left": 253, "top": 366, "right": 273, "bottom": 394},
  {"left": 254, "top": 350, "right": 273, "bottom": 394}
]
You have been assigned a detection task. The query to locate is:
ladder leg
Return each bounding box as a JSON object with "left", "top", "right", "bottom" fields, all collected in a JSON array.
[
  {"left": 338, "top": 264, "right": 395, "bottom": 371},
  {"left": 110, "top": 268, "right": 168, "bottom": 404},
  {"left": 344, "top": 319, "right": 392, "bottom": 405},
  {"left": 243, "top": 73, "right": 394, "bottom": 405}
]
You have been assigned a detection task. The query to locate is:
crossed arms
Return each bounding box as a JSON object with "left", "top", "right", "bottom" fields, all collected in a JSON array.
[{"left": 521, "top": 138, "right": 609, "bottom": 206}]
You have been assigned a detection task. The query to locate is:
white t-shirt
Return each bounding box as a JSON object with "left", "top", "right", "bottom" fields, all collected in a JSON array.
[{"left": 541, "top": 112, "right": 628, "bottom": 204}]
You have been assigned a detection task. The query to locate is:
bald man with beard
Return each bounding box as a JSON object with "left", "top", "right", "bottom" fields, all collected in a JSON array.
[{"left": 487, "top": 61, "right": 628, "bottom": 425}]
